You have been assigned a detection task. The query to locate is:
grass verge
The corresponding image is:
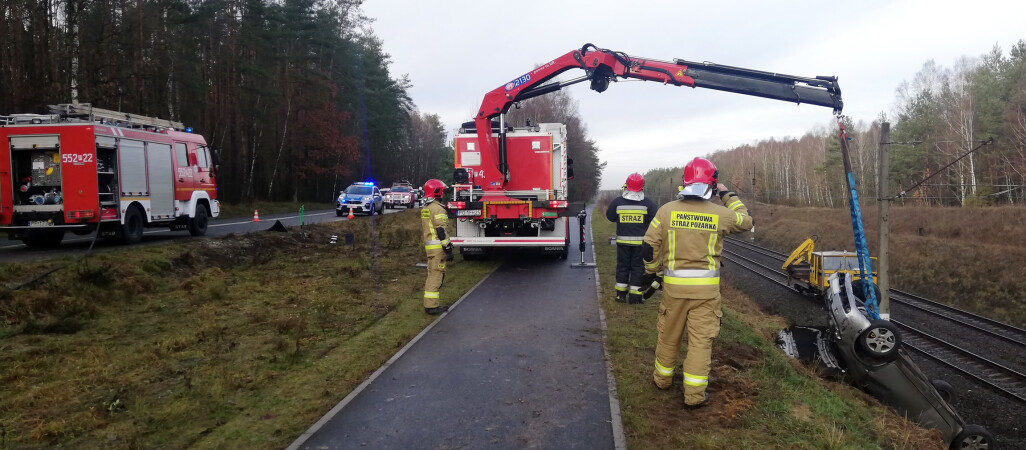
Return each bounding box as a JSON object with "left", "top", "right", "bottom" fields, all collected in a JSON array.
[
  {"left": 592, "top": 211, "right": 943, "bottom": 449},
  {"left": 0, "top": 210, "right": 498, "bottom": 448}
]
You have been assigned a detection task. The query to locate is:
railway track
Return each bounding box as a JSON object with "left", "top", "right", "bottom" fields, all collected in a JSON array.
[{"left": 722, "top": 237, "right": 1026, "bottom": 404}]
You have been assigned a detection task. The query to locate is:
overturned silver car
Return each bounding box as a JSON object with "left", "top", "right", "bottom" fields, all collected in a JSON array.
[{"left": 778, "top": 273, "right": 993, "bottom": 450}]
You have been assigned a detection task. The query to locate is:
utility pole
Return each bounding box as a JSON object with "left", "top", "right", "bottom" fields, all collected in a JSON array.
[{"left": 878, "top": 122, "right": 890, "bottom": 319}]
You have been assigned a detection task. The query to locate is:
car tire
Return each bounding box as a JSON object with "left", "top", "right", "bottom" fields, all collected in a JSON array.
[
  {"left": 950, "top": 424, "right": 993, "bottom": 450},
  {"left": 931, "top": 379, "right": 955, "bottom": 403},
  {"left": 336, "top": 210, "right": 344, "bottom": 217},
  {"left": 122, "top": 206, "right": 145, "bottom": 244},
  {"left": 188, "top": 204, "right": 209, "bottom": 236},
  {"left": 857, "top": 319, "right": 901, "bottom": 362}
]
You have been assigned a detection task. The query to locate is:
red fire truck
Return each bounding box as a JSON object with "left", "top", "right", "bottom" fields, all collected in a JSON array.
[
  {"left": 0, "top": 103, "right": 219, "bottom": 247},
  {"left": 446, "top": 43, "right": 842, "bottom": 258},
  {"left": 450, "top": 122, "right": 571, "bottom": 258}
]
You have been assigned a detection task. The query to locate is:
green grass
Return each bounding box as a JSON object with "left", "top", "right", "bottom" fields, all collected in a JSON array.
[
  {"left": 0, "top": 210, "right": 499, "bottom": 449},
  {"left": 592, "top": 212, "right": 943, "bottom": 449}
]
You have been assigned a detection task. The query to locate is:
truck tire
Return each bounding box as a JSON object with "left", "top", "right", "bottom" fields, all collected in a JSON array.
[
  {"left": 122, "top": 207, "right": 145, "bottom": 244},
  {"left": 857, "top": 319, "right": 901, "bottom": 363},
  {"left": 22, "top": 230, "right": 64, "bottom": 248},
  {"left": 188, "top": 204, "right": 209, "bottom": 236},
  {"left": 949, "top": 424, "right": 992, "bottom": 450}
]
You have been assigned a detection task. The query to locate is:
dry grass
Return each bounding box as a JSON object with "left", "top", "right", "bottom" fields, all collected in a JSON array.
[
  {"left": 749, "top": 203, "right": 1026, "bottom": 327},
  {"left": 593, "top": 210, "right": 943, "bottom": 449},
  {"left": 0, "top": 211, "right": 498, "bottom": 449}
]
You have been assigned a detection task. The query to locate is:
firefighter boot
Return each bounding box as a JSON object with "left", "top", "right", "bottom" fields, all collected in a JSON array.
[
  {"left": 615, "top": 283, "right": 628, "bottom": 303},
  {"left": 425, "top": 305, "right": 449, "bottom": 315},
  {"left": 627, "top": 285, "right": 644, "bottom": 304}
]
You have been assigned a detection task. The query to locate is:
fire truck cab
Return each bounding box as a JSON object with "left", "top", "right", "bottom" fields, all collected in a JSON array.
[{"left": 0, "top": 104, "right": 219, "bottom": 247}]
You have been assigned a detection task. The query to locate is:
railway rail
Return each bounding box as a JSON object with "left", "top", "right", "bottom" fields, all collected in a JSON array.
[{"left": 722, "top": 238, "right": 1026, "bottom": 404}]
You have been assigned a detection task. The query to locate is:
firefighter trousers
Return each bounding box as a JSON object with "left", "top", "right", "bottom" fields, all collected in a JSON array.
[
  {"left": 652, "top": 292, "right": 723, "bottom": 405},
  {"left": 615, "top": 243, "right": 645, "bottom": 303},
  {"left": 423, "top": 249, "right": 446, "bottom": 309}
]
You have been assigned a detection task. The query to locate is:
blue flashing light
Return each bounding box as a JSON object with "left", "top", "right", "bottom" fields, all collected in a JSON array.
[{"left": 185, "top": 127, "right": 194, "bottom": 133}]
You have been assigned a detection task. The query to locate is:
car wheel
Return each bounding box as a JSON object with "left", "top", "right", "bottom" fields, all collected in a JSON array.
[
  {"left": 857, "top": 319, "right": 901, "bottom": 362},
  {"left": 188, "top": 204, "right": 209, "bottom": 236},
  {"left": 122, "top": 206, "right": 145, "bottom": 244},
  {"left": 950, "top": 424, "right": 993, "bottom": 450},
  {"left": 336, "top": 210, "right": 344, "bottom": 217},
  {"left": 931, "top": 379, "right": 955, "bottom": 403}
]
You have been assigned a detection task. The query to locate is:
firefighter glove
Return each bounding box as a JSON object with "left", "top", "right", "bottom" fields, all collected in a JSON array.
[
  {"left": 639, "top": 272, "right": 657, "bottom": 289},
  {"left": 642, "top": 275, "right": 663, "bottom": 300},
  {"left": 443, "top": 243, "right": 454, "bottom": 261}
]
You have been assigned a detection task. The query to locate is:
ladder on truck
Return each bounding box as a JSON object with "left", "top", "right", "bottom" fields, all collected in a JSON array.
[{"left": 47, "top": 103, "right": 185, "bottom": 131}]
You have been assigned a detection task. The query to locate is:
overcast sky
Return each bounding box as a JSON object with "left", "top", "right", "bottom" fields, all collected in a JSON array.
[{"left": 361, "top": 0, "right": 1026, "bottom": 190}]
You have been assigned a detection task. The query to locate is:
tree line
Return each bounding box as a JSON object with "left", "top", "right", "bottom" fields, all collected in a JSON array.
[
  {"left": 0, "top": 0, "right": 603, "bottom": 203},
  {"left": 638, "top": 41, "right": 1026, "bottom": 208}
]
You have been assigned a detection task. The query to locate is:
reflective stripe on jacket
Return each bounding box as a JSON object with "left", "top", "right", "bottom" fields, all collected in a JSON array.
[
  {"left": 421, "top": 201, "right": 450, "bottom": 251},
  {"left": 606, "top": 196, "right": 657, "bottom": 245},
  {"left": 642, "top": 192, "right": 752, "bottom": 299}
]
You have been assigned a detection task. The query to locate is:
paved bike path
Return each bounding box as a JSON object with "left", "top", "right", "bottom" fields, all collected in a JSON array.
[{"left": 292, "top": 215, "right": 618, "bottom": 449}]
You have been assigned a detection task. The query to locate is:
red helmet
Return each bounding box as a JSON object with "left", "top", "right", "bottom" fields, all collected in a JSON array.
[
  {"left": 625, "top": 173, "right": 644, "bottom": 192},
  {"left": 681, "top": 158, "right": 718, "bottom": 199},
  {"left": 423, "top": 179, "right": 446, "bottom": 199}
]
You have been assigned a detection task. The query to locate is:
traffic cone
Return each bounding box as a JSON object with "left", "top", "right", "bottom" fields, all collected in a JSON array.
[
  {"left": 347, "top": 209, "right": 354, "bottom": 220},
  {"left": 253, "top": 210, "right": 260, "bottom": 222}
]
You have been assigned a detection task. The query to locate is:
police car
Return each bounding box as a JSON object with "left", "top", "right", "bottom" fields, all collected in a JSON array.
[{"left": 336, "top": 182, "right": 384, "bottom": 216}]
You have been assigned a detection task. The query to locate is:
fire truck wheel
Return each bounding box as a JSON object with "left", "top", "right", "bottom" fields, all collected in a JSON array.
[
  {"left": 189, "top": 204, "right": 209, "bottom": 236},
  {"left": 122, "top": 207, "right": 145, "bottom": 244},
  {"left": 22, "top": 230, "right": 64, "bottom": 248}
]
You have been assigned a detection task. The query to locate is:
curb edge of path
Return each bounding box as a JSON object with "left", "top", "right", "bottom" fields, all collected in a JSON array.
[
  {"left": 286, "top": 263, "right": 502, "bottom": 450},
  {"left": 588, "top": 205, "right": 628, "bottom": 450}
]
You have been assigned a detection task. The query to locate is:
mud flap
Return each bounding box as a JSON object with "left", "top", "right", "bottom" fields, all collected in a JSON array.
[{"left": 775, "top": 326, "right": 845, "bottom": 378}]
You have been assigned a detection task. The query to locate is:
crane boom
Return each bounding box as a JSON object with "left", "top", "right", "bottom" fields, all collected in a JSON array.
[{"left": 473, "top": 43, "right": 843, "bottom": 186}]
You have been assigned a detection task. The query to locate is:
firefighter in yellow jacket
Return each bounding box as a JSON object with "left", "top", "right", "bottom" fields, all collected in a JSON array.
[
  {"left": 421, "top": 179, "right": 453, "bottom": 315},
  {"left": 641, "top": 157, "right": 753, "bottom": 407}
]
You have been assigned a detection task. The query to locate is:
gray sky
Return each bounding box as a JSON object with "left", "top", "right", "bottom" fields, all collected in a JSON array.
[{"left": 362, "top": 0, "right": 1026, "bottom": 190}]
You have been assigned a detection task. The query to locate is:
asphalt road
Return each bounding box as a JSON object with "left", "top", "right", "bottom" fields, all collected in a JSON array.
[
  {"left": 291, "top": 209, "right": 620, "bottom": 450},
  {"left": 0, "top": 207, "right": 404, "bottom": 263}
]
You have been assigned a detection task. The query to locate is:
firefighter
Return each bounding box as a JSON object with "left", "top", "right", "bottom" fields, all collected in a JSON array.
[
  {"left": 606, "top": 173, "right": 657, "bottom": 304},
  {"left": 641, "top": 157, "right": 753, "bottom": 407},
  {"left": 421, "top": 179, "right": 454, "bottom": 315}
]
